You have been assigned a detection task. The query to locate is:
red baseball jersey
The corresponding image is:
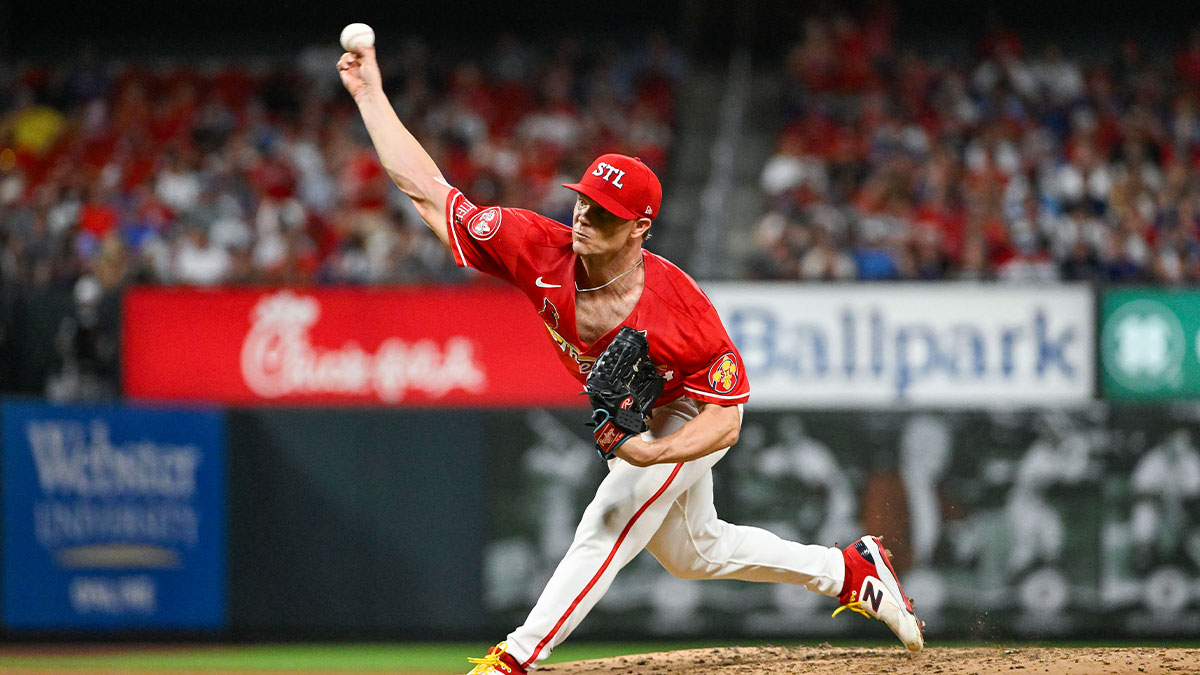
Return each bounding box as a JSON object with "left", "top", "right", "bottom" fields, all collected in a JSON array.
[{"left": 444, "top": 188, "right": 750, "bottom": 408}]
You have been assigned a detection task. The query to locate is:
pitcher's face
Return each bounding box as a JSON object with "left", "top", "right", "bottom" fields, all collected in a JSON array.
[{"left": 571, "top": 194, "right": 637, "bottom": 256}]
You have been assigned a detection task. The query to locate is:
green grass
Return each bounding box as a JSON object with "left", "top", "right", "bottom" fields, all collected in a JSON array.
[{"left": 0, "top": 642, "right": 735, "bottom": 672}]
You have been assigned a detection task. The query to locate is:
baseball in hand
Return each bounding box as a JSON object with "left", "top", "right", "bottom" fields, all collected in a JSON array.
[{"left": 340, "top": 23, "right": 375, "bottom": 52}]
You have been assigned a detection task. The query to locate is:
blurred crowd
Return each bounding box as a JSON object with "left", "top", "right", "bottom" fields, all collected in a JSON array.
[
  {"left": 8, "top": 14, "right": 1200, "bottom": 296},
  {"left": 0, "top": 34, "right": 682, "bottom": 294},
  {"left": 748, "top": 10, "right": 1200, "bottom": 283}
]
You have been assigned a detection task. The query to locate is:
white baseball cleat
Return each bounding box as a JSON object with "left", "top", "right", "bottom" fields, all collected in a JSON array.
[{"left": 833, "top": 535, "right": 925, "bottom": 651}]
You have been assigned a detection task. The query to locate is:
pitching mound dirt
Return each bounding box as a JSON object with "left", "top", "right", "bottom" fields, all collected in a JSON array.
[{"left": 538, "top": 645, "right": 1200, "bottom": 674}]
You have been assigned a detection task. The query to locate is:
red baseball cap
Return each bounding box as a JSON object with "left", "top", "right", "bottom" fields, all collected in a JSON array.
[{"left": 563, "top": 153, "right": 662, "bottom": 221}]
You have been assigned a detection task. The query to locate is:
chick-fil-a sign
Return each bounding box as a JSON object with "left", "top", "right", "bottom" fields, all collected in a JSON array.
[{"left": 122, "top": 286, "right": 582, "bottom": 407}]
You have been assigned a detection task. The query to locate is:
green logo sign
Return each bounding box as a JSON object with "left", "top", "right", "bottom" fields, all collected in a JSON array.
[
  {"left": 1101, "top": 300, "right": 1185, "bottom": 392},
  {"left": 1101, "top": 291, "right": 1200, "bottom": 399}
]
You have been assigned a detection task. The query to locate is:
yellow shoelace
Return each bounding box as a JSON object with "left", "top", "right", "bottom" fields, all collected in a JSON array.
[
  {"left": 467, "top": 642, "right": 510, "bottom": 674},
  {"left": 832, "top": 599, "right": 873, "bottom": 620}
]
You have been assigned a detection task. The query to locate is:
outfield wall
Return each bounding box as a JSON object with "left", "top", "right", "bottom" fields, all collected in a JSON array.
[
  {"left": 1, "top": 282, "right": 1198, "bottom": 639},
  {"left": 484, "top": 405, "right": 1200, "bottom": 640},
  {"left": 3, "top": 401, "right": 1199, "bottom": 640}
]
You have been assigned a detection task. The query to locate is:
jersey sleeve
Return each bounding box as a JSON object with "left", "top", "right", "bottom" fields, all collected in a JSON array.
[
  {"left": 680, "top": 312, "right": 751, "bottom": 406},
  {"left": 444, "top": 187, "right": 530, "bottom": 284}
]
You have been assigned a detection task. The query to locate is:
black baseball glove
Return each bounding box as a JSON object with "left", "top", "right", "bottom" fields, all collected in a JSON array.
[{"left": 586, "top": 326, "right": 666, "bottom": 460}]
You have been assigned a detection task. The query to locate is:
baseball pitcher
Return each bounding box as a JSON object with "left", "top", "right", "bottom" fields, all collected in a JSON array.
[{"left": 337, "top": 38, "right": 923, "bottom": 675}]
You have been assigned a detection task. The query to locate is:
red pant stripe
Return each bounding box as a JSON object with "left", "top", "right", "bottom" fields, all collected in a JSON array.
[{"left": 520, "top": 463, "right": 684, "bottom": 670}]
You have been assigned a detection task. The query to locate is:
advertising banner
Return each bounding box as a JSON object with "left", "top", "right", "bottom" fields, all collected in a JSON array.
[
  {"left": 2, "top": 400, "right": 226, "bottom": 630},
  {"left": 122, "top": 287, "right": 581, "bottom": 406},
  {"left": 1101, "top": 288, "right": 1200, "bottom": 400},
  {"left": 485, "top": 405, "right": 1200, "bottom": 639},
  {"left": 704, "top": 283, "right": 1095, "bottom": 407}
]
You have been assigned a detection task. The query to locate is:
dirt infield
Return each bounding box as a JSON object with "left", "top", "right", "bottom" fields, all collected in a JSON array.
[
  {"left": 1, "top": 645, "right": 1198, "bottom": 673},
  {"left": 539, "top": 645, "right": 1200, "bottom": 675}
]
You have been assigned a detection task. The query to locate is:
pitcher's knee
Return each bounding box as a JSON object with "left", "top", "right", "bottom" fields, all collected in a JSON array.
[
  {"left": 655, "top": 546, "right": 729, "bottom": 580},
  {"left": 579, "top": 497, "right": 638, "bottom": 536},
  {"left": 658, "top": 558, "right": 711, "bottom": 580}
]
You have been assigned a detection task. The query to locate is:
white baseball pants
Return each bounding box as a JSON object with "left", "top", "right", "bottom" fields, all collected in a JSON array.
[{"left": 505, "top": 398, "right": 846, "bottom": 671}]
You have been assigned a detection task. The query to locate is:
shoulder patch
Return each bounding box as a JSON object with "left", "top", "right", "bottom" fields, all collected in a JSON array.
[
  {"left": 468, "top": 206, "right": 502, "bottom": 240},
  {"left": 707, "top": 352, "right": 739, "bottom": 394}
]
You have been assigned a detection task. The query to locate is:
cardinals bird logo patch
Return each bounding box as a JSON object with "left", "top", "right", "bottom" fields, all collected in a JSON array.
[
  {"left": 468, "top": 207, "right": 502, "bottom": 240},
  {"left": 539, "top": 298, "right": 560, "bottom": 329},
  {"left": 707, "top": 352, "right": 739, "bottom": 393}
]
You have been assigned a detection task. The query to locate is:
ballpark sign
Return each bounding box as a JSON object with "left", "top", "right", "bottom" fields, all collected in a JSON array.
[
  {"left": 1100, "top": 288, "right": 1200, "bottom": 400},
  {"left": 122, "top": 287, "right": 582, "bottom": 407},
  {"left": 703, "top": 283, "right": 1094, "bottom": 407}
]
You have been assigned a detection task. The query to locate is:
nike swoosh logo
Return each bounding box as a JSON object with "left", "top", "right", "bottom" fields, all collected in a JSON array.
[{"left": 535, "top": 277, "right": 562, "bottom": 288}]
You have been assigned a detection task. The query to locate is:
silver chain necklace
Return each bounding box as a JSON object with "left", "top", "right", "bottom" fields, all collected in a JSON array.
[{"left": 575, "top": 258, "right": 644, "bottom": 292}]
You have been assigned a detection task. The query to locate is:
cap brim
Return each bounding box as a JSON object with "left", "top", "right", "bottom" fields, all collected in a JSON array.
[{"left": 562, "top": 182, "right": 641, "bottom": 221}]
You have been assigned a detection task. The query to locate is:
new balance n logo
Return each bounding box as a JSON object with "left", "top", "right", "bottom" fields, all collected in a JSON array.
[{"left": 862, "top": 580, "right": 884, "bottom": 613}]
